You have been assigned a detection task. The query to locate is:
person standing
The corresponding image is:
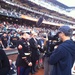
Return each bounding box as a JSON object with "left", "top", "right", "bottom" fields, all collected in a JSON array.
[
  {"left": 29, "top": 31, "right": 39, "bottom": 74},
  {"left": 10, "top": 33, "right": 19, "bottom": 48},
  {"left": 49, "top": 26, "right": 75, "bottom": 75},
  {"left": 0, "top": 48, "right": 10, "bottom": 75},
  {"left": 1, "top": 32, "right": 8, "bottom": 48},
  {"left": 16, "top": 33, "right": 32, "bottom": 75},
  {"left": 38, "top": 35, "right": 46, "bottom": 69}
]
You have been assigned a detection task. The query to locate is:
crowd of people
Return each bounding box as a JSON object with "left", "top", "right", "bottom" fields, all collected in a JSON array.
[
  {"left": 0, "top": 5, "right": 69, "bottom": 25},
  {"left": 0, "top": 0, "right": 74, "bottom": 26},
  {"left": 0, "top": 21, "right": 57, "bottom": 75},
  {"left": 0, "top": 6, "right": 21, "bottom": 18},
  {"left": 0, "top": 20, "right": 75, "bottom": 75},
  {"left": 0, "top": 1, "right": 75, "bottom": 75}
]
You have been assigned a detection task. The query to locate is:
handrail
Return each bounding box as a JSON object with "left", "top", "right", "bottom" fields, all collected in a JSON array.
[{"left": 1, "top": 0, "right": 75, "bottom": 24}]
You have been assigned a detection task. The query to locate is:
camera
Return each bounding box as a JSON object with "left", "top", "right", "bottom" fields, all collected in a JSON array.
[
  {"left": 48, "top": 32, "right": 59, "bottom": 41},
  {"left": 45, "top": 32, "right": 62, "bottom": 57}
]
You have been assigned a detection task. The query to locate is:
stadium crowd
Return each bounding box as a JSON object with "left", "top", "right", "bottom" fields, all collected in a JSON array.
[
  {"left": 0, "top": 1, "right": 75, "bottom": 75},
  {"left": 0, "top": 21, "right": 58, "bottom": 75},
  {"left": 0, "top": 21, "right": 58, "bottom": 48},
  {"left": 0, "top": 20, "right": 75, "bottom": 75},
  {"left": 0, "top": 0, "right": 74, "bottom": 25}
]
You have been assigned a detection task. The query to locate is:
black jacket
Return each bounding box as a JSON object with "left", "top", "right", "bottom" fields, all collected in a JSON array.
[
  {"left": 1, "top": 36, "right": 8, "bottom": 48},
  {"left": 1, "top": 36, "right": 8, "bottom": 43},
  {"left": 0, "top": 49, "right": 10, "bottom": 75},
  {"left": 0, "top": 44, "right": 3, "bottom": 49},
  {"left": 10, "top": 36, "right": 19, "bottom": 46},
  {"left": 29, "top": 38, "right": 39, "bottom": 61},
  {"left": 16, "top": 38, "right": 31, "bottom": 67}
]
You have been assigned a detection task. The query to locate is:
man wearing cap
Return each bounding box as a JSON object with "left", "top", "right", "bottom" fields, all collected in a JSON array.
[{"left": 49, "top": 26, "right": 75, "bottom": 75}]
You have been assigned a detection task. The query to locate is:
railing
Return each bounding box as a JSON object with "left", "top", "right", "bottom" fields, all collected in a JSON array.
[
  {"left": 1, "top": 0, "right": 75, "bottom": 24},
  {"left": 0, "top": 9, "right": 21, "bottom": 18}
]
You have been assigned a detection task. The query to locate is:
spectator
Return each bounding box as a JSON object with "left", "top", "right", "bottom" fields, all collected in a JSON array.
[
  {"left": 10, "top": 32, "right": 19, "bottom": 48},
  {"left": 1, "top": 32, "right": 8, "bottom": 48},
  {"left": 0, "top": 48, "right": 10, "bottom": 75},
  {"left": 49, "top": 26, "right": 75, "bottom": 75},
  {"left": 29, "top": 31, "right": 39, "bottom": 74}
]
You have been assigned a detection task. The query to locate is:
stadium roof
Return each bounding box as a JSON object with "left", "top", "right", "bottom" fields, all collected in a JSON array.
[
  {"left": 47, "top": 0, "right": 75, "bottom": 9},
  {"left": 57, "top": 0, "right": 75, "bottom": 7}
]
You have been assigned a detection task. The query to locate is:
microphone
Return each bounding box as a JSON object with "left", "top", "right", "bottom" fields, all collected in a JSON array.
[{"left": 36, "top": 16, "right": 43, "bottom": 26}]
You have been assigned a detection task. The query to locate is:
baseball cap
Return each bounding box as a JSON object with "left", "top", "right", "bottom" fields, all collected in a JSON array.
[{"left": 57, "top": 26, "right": 72, "bottom": 36}]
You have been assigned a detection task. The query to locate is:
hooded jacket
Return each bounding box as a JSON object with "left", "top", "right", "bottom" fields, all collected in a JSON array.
[{"left": 49, "top": 40, "right": 75, "bottom": 75}]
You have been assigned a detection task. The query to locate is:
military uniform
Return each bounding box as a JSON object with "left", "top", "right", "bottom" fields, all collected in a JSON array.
[{"left": 16, "top": 38, "right": 31, "bottom": 75}]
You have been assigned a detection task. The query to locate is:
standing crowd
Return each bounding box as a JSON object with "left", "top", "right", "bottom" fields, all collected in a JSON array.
[{"left": 0, "top": 22, "right": 75, "bottom": 75}]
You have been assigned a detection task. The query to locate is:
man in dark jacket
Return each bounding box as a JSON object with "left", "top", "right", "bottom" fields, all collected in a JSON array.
[
  {"left": 1, "top": 32, "right": 8, "bottom": 48},
  {"left": 49, "top": 26, "right": 75, "bottom": 75},
  {"left": 29, "top": 31, "right": 39, "bottom": 74},
  {"left": 0, "top": 49, "right": 10, "bottom": 75},
  {"left": 10, "top": 33, "right": 19, "bottom": 48}
]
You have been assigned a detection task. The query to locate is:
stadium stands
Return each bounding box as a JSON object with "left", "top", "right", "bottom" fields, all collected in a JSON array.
[{"left": 0, "top": 0, "right": 75, "bottom": 27}]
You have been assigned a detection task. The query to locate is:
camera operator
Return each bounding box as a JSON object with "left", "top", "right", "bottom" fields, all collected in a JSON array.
[
  {"left": 49, "top": 26, "right": 75, "bottom": 75},
  {"left": 43, "top": 32, "right": 61, "bottom": 75}
]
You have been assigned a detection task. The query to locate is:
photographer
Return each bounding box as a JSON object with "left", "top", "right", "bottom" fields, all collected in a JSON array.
[
  {"left": 43, "top": 33, "right": 59, "bottom": 75},
  {"left": 49, "top": 26, "right": 75, "bottom": 75}
]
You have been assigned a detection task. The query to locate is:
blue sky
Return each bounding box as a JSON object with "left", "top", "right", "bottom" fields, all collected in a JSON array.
[{"left": 57, "top": 0, "right": 75, "bottom": 7}]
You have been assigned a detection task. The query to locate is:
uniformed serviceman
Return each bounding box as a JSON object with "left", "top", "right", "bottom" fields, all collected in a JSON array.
[{"left": 16, "top": 33, "right": 32, "bottom": 75}]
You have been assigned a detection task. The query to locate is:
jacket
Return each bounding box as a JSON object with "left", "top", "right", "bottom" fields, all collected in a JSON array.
[
  {"left": 0, "top": 49, "right": 10, "bottom": 75},
  {"left": 16, "top": 38, "right": 31, "bottom": 67},
  {"left": 49, "top": 40, "right": 75, "bottom": 75},
  {"left": 29, "top": 38, "right": 39, "bottom": 61}
]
